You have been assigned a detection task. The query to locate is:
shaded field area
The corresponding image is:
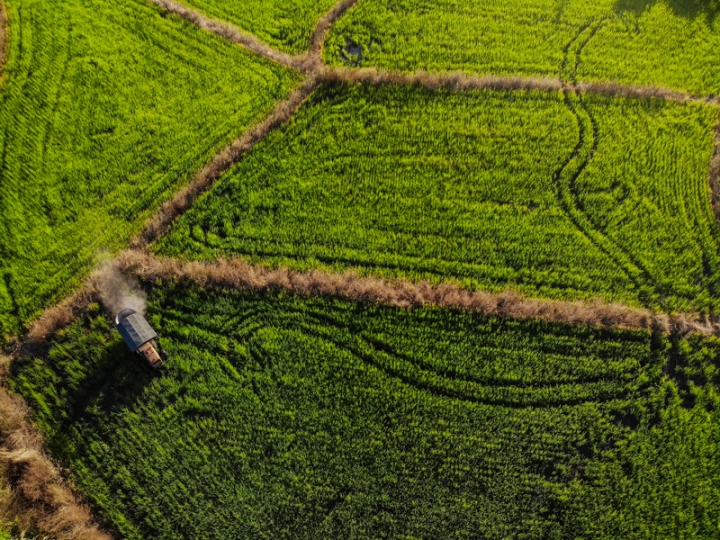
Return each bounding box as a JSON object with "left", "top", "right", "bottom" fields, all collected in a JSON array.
[
  {"left": 179, "top": 0, "right": 338, "bottom": 54},
  {"left": 0, "top": 0, "right": 300, "bottom": 339},
  {"left": 157, "top": 82, "right": 720, "bottom": 312},
  {"left": 325, "top": 0, "right": 720, "bottom": 95},
  {"left": 11, "top": 283, "right": 720, "bottom": 539}
]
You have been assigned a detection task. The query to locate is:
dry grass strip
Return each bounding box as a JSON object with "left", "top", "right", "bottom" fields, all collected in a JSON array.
[
  {"left": 0, "top": 0, "right": 8, "bottom": 77},
  {"left": 711, "top": 115, "right": 720, "bottom": 218},
  {"left": 308, "top": 0, "right": 361, "bottom": 61},
  {"left": 319, "top": 66, "right": 563, "bottom": 92},
  {"left": 24, "top": 250, "right": 720, "bottom": 346},
  {"left": 111, "top": 251, "right": 720, "bottom": 335},
  {"left": 145, "top": 0, "right": 305, "bottom": 71},
  {"left": 0, "top": 358, "right": 112, "bottom": 540},
  {"left": 131, "top": 76, "right": 319, "bottom": 249},
  {"left": 320, "top": 66, "right": 720, "bottom": 105}
]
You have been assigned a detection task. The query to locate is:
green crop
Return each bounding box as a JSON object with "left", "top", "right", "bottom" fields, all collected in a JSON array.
[
  {"left": 180, "top": 0, "right": 339, "bottom": 53},
  {"left": 157, "top": 82, "right": 719, "bottom": 312},
  {"left": 13, "top": 284, "right": 720, "bottom": 539},
  {"left": 325, "top": 0, "right": 720, "bottom": 95},
  {"left": 0, "top": 0, "right": 300, "bottom": 338}
]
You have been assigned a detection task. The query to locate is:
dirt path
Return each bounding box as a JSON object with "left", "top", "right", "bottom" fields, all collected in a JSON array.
[
  {"left": 0, "top": 357, "right": 113, "bottom": 539},
  {"left": 0, "top": 0, "right": 7, "bottom": 80},
  {"left": 132, "top": 76, "right": 320, "bottom": 248},
  {"left": 22, "top": 250, "right": 720, "bottom": 349}
]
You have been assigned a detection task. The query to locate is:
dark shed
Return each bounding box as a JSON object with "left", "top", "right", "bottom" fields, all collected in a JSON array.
[{"left": 115, "top": 309, "right": 157, "bottom": 352}]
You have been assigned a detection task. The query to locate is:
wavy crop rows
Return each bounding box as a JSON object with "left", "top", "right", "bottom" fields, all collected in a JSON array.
[
  {"left": 12, "top": 283, "right": 720, "bottom": 538},
  {"left": 0, "top": 0, "right": 300, "bottom": 339}
]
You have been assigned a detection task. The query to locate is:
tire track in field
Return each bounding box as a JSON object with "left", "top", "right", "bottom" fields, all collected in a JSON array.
[
  {"left": 161, "top": 310, "right": 641, "bottom": 408},
  {"left": 555, "top": 19, "right": 668, "bottom": 309}
]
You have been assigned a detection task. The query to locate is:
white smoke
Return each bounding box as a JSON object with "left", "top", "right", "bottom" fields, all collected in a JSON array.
[{"left": 96, "top": 262, "right": 147, "bottom": 317}]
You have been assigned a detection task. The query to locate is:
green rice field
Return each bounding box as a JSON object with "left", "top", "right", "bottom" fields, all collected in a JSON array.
[
  {"left": 12, "top": 284, "right": 720, "bottom": 539},
  {"left": 2, "top": 0, "right": 720, "bottom": 537},
  {"left": 0, "top": 0, "right": 299, "bottom": 338},
  {"left": 157, "top": 82, "right": 720, "bottom": 312},
  {"left": 326, "top": 0, "right": 720, "bottom": 95}
]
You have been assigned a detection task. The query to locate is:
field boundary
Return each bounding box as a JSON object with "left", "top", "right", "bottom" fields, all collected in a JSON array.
[
  {"left": 319, "top": 66, "right": 720, "bottom": 106},
  {"left": 146, "top": 0, "right": 306, "bottom": 71},
  {"left": 142, "top": 0, "right": 720, "bottom": 107},
  {"left": 0, "top": 0, "right": 8, "bottom": 82},
  {"left": 710, "top": 116, "right": 720, "bottom": 218},
  {"left": 0, "top": 358, "right": 113, "bottom": 540},
  {"left": 21, "top": 250, "right": 720, "bottom": 348}
]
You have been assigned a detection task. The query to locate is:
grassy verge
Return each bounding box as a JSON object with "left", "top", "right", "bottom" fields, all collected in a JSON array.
[
  {"left": 0, "top": 0, "right": 300, "bottom": 339},
  {"left": 11, "top": 283, "right": 720, "bottom": 538},
  {"left": 325, "top": 0, "right": 720, "bottom": 95},
  {"left": 156, "top": 82, "right": 720, "bottom": 312}
]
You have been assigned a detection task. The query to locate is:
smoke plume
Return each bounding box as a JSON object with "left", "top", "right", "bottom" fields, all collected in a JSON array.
[{"left": 95, "top": 262, "right": 147, "bottom": 317}]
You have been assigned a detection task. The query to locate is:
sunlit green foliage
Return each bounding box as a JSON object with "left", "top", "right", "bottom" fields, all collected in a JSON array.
[
  {"left": 158, "top": 82, "right": 719, "bottom": 312},
  {"left": 180, "top": 0, "right": 338, "bottom": 53},
  {"left": 325, "top": 0, "right": 720, "bottom": 95},
  {"left": 0, "top": 0, "right": 300, "bottom": 338},
  {"left": 13, "top": 285, "right": 720, "bottom": 539}
]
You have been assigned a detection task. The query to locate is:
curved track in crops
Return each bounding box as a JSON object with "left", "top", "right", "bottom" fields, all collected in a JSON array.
[
  {"left": 159, "top": 300, "right": 650, "bottom": 409},
  {"left": 555, "top": 19, "right": 667, "bottom": 308}
]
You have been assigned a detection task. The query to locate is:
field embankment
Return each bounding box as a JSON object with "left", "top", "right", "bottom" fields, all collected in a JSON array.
[
  {"left": 0, "top": 358, "right": 111, "bottom": 540},
  {"left": 21, "top": 250, "right": 720, "bottom": 349},
  {"left": 0, "top": 0, "right": 299, "bottom": 340},
  {"left": 166, "top": 0, "right": 340, "bottom": 54}
]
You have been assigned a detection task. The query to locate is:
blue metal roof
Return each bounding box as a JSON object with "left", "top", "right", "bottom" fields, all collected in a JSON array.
[{"left": 116, "top": 311, "right": 157, "bottom": 352}]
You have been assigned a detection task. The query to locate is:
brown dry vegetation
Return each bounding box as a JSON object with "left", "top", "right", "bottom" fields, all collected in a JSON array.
[
  {"left": 321, "top": 66, "right": 720, "bottom": 105},
  {"left": 575, "top": 81, "right": 720, "bottom": 105},
  {"left": 23, "top": 250, "right": 720, "bottom": 349},
  {"left": 0, "top": 0, "right": 7, "bottom": 78},
  {"left": 145, "top": 0, "right": 305, "bottom": 70},
  {"left": 0, "top": 357, "right": 112, "bottom": 540},
  {"left": 319, "top": 66, "right": 563, "bottom": 93},
  {"left": 309, "top": 0, "right": 360, "bottom": 61},
  {"left": 113, "top": 251, "right": 720, "bottom": 335},
  {"left": 710, "top": 117, "right": 720, "bottom": 218},
  {"left": 131, "top": 76, "right": 319, "bottom": 248}
]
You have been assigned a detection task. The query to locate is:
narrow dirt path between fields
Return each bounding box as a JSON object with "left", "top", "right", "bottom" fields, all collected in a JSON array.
[
  {"left": 0, "top": 0, "right": 7, "bottom": 80},
  {"left": 132, "top": 76, "right": 320, "bottom": 247},
  {"left": 21, "top": 250, "right": 720, "bottom": 349},
  {"left": 710, "top": 117, "right": 720, "bottom": 219}
]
